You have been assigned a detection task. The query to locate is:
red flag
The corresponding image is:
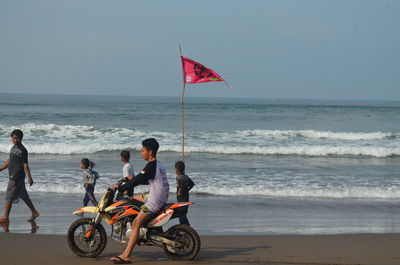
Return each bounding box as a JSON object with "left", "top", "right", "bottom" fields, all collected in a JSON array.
[{"left": 180, "top": 56, "right": 224, "bottom": 84}]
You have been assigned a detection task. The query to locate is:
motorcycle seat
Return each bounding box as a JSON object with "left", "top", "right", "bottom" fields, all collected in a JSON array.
[
  {"left": 159, "top": 203, "right": 174, "bottom": 211},
  {"left": 121, "top": 199, "right": 144, "bottom": 209}
]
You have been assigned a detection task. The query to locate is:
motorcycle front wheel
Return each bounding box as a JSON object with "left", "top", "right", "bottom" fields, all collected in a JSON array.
[
  {"left": 67, "top": 217, "right": 107, "bottom": 258},
  {"left": 162, "top": 224, "right": 201, "bottom": 261}
]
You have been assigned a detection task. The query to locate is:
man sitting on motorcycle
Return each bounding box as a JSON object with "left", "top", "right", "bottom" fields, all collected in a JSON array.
[{"left": 110, "top": 138, "right": 169, "bottom": 264}]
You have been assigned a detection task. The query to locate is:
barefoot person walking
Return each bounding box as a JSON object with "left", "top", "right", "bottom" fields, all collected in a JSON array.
[{"left": 0, "top": 129, "right": 39, "bottom": 223}]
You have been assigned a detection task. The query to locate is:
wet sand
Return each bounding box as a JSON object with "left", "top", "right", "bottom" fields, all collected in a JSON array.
[
  {"left": 0, "top": 232, "right": 399, "bottom": 265},
  {"left": 2, "top": 192, "right": 400, "bottom": 236}
]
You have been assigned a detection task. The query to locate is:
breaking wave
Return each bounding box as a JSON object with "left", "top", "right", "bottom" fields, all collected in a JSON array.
[
  {"left": 0, "top": 123, "right": 399, "bottom": 157},
  {"left": 1, "top": 182, "right": 399, "bottom": 199}
]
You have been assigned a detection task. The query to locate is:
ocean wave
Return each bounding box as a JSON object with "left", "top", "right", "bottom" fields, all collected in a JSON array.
[
  {"left": 190, "top": 184, "right": 400, "bottom": 199},
  {"left": 0, "top": 143, "right": 398, "bottom": 157},
  {"left": 0, "top": 142, "right": 134, "bottom": 155},
  {"left": 1, "top": 123, "right": 397, "bottom": 141},
  {"left": 0, "top": 182, "right": 149, "bottom": 195},
  {"left": 0, "top": 123, "right": 399, "bottom": 157},
  {"left": 164, "top": 145, "right": 400, "bottom": 157},
  {"left": 1, "top": 182, "right": 399, "bottom": 199},
  {"left": 237, "top": 129, "right": 396, "bottom": 141}
]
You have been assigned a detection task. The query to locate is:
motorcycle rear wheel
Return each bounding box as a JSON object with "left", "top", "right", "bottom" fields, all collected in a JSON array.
[
  {"left": 162, "top": 224, "right": 201, "bottom": 261},
  {"left": 67, "top": 217, "right": 107, "bottom": 258}
]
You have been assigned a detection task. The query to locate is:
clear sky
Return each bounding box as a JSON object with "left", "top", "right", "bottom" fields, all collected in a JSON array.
[{"left": 0, "top": 0, "right": 399, "bottom": 100}]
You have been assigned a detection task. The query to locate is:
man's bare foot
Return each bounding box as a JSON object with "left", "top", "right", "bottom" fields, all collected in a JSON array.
[
  {"left": 0, "top": 222, "right": 9, "bottom": 232},
  {"left": 29, "top": 221, "right": 39, "bottom": 233},
  {"left": 27, "top": 212, "right": 39, "bottom": 222},
  {"left": 110, "top": 255, "right": 132, "bottom": 264},
  {"left": 0, "top": 217, "right": 9, "bottom": 223}
]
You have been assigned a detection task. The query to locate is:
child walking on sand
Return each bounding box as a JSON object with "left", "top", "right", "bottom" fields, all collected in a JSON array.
[
  {"left": 175, "top": 160, "right": 195, "bottom": 225},
  {"left": 80, "top": 158, "right": 99, "bottom": 206}
]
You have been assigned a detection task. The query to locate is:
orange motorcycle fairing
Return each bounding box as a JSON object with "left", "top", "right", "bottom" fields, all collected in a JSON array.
[
  {"left": 72, "top": 206, "right": 98, "bottom": 215},
  {"left": 147, "top": 209, "right": 174, "bottom": 227},
  {"left": 104, "top": 201, "right": 126, "bottom": 212},
  {"left": 107, "top": 208, "right": 140, "bottom": 225},
  {"left": 169, "top": 202, "right": 193, "bottom": 209}
]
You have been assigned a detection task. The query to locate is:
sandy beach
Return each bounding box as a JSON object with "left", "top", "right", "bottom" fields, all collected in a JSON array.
[
  {"left": 0, "top": 232, "right": 399, "bottom": 265},
  {"left": 1, "top": 0, "right": 400, "bottom": 264}
]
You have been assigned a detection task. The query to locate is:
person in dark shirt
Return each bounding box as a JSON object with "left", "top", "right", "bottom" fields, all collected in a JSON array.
[
  {"left": 175, "top": 160, "right": 195, "bottom": 226},
  {"left": 0, "top": 129, "right": 39, "bottom": 223}
]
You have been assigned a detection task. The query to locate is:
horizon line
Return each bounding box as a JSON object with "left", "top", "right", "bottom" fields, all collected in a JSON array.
[{"left": 1, "top": 91, "right": 400, "bottom": 103}]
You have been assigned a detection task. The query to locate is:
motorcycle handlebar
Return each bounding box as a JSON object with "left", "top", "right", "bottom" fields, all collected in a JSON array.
[{"left": 107, "top": 177, "right": 128, "bottom": 192}]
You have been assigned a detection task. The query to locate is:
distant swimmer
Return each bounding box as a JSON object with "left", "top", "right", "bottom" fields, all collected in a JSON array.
[{"left": 0, "top": 129, "right": 40, "bottom": 223}]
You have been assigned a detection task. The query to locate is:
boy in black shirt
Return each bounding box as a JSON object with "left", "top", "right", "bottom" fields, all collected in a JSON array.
[{"left": 175, "top": 160, "right": 195, "bottom": 225}]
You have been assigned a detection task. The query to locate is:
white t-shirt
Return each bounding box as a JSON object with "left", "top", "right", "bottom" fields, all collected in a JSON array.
[{"left": 123, "top": 162, "right": 134, "bottom": 178}]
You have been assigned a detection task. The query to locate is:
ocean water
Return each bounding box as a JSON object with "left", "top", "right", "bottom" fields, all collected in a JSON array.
[{"left": 0, "top": 93, "right": 400, "bottom": 235}]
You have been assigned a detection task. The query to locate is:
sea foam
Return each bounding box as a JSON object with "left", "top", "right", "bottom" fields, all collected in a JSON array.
[
  {"left": 0, "top": 123, "right": 399, "bottom": 157},
  {"left": 1, "top": 181, "right": 399, "bottom": 199}
]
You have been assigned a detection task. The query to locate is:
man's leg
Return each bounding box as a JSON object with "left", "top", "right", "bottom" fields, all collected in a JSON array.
[
  {"left": 179, "top": 206, "right": 190, "bottom": 225},
  {"left": 2, "top": 180, "right": 16, "bottom": 223},
  {"left": 20, "top": 186, "right": 39, "bottom": 221},
  {"left": 0, "top": 201, "right": 12, "bottom": 223},
  {"left": 22, "top": 198, "right": 39, "bottom": 221},
  {"left": 87, "top": 191, "right": 98, "bottom": 206},
  {"left": 110, "top": 210, "right": 149, "bottom": 262},
  {"left": 85, "top": 185, "right": 97, "bottom": 206},
  {"left": 83, "top": 191, "right": 90, "bottom": 206},
  {"left": 179, "top": 215, "right": 190, "bottom": 225}
]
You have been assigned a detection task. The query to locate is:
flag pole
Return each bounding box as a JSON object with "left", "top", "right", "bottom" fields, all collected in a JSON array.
[
  {"left": 181, "top": 83, "right": 186, "bottom": 161},
  {"left": 179, "top": 44, "right": 185, "bottom": 161}
]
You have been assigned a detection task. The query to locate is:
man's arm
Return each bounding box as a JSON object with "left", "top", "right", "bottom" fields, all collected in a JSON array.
[
  {"left": 119, "top": 172, "right": 150, "bottom": 192},
  {"left": 24, "top": 163, "right": 34, "bottom": 186},
  {"left": 177, "top": 187, "right": 184, "bottom": 197},
  {"left": 176, "top": 176, "right": 185, "bottom": 197},
  {"left": 118, "top": 162, "right": 156, "bottom": 192},
  {"left": 0, "top": 159, "right": 9, "bottom": 172}
]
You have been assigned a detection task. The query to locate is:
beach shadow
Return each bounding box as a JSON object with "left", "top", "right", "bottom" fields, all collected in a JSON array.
[{"left": 196, "top": 245, "right": 272, "bottom": 260}]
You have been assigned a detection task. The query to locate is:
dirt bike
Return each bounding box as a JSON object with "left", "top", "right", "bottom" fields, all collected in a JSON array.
[{"left": 67, "top": 185, "right": 201, "bottom": 260}]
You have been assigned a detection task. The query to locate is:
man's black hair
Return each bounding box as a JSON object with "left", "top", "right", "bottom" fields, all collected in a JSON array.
[
  {"left": 120, "top": 150, "right": 130, "bottom": 161},
  {"left": 11, "top": 129, "right": 23, "bottom": 139},
  {"left": 175, "top": 160, "right": 185, "bottom": 173},
  {"left": 142, "top": 138, "right": 159, "bottom": 157}
]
